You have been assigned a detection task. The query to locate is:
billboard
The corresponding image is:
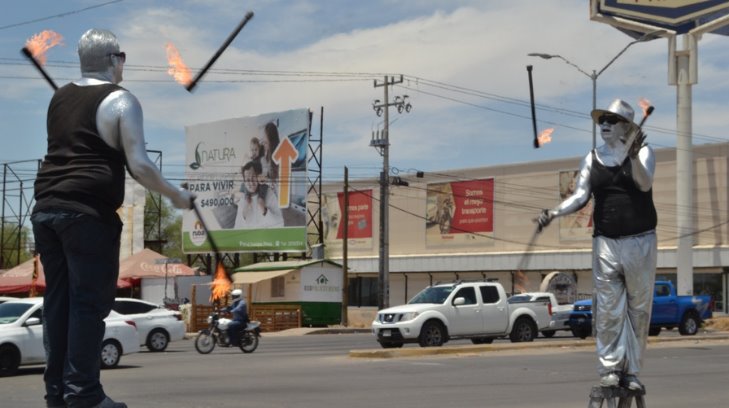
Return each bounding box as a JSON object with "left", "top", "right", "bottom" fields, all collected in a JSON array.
[
  {"left": 322, "top": 190, "right": 374, "bottom": 251},
  {"left": 425, "top": 179, "right": 494, "bottom": 246},
  {"left": 558, "top": 170, "right": 593, "bottom": 241},
  {"left": 182, "top": 109, "right": 310, "bottom": 253}
]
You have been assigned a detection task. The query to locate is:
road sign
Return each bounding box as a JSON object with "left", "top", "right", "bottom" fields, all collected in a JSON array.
[{"left": 594, "top": 0, "right": 729, "bottom": 34}]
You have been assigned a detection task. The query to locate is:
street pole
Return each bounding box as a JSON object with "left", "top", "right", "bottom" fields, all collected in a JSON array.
[
  {"left": 371, "top": 75, "right": 411, "bottom": 309},
  {"left": 528, "top": 30, "right": 663, "bottom": 150}
]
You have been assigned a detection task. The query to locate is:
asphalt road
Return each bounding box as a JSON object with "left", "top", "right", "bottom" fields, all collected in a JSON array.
[{"left": 2, "top": 332, "right": 728, "bottom": 407}]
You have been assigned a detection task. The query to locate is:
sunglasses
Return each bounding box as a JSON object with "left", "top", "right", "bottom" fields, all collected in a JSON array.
[
  {"left": 598, "top": 114, "right": 623, "bottom": 125},
  {"left": 108, "top": 52, "right": 126, "bottom": 63}
]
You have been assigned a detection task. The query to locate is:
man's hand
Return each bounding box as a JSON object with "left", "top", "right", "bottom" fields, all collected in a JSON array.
[
  {"left": 171, "top": 189, "right": 195, "bottom": 210},
  {"left": 628, "top": 129, "right": 647, "bottom": 159},
  {"left": 536, "top": 209, "right": 553, "bottom": 232}
]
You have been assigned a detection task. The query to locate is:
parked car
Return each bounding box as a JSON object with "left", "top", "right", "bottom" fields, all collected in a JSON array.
[
  {"left": 508, "top": 292, "right": 573, "bottom": 338},
  {"left": 372, "top": 280, "right": 552, "bottom": 348},
  {"left": 0, "top": 296, "right": 19, "bottom": 304},
  {"left": 568, "top": 280, "right": 713, "bottom": 339},
  {"left": 113, "top": 298, "right": 186, "bottom": 352},
  {"left": 0, "top": 297, "right": 140, "bottom": 376}
]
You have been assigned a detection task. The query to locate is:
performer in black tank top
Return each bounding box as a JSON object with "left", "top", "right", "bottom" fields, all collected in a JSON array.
[{"left": 535, "top": 99, "right": 657, "bottom": 391}]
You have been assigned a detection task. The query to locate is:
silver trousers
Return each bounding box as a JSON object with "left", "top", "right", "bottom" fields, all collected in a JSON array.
[{"left": 592, "top": 231, "right": 657, "bottom": 376}]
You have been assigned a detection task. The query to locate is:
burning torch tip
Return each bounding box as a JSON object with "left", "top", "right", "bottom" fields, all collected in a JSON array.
[{"left": 646, "top": 106, "right": 655, "bottom": 115}]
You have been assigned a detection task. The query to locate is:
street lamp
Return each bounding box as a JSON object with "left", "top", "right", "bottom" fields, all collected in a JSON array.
[{"left": 528, "top": 29, "right": 664, "bottom": 149}]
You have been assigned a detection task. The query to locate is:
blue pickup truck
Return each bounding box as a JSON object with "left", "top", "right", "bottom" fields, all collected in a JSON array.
[{"left": 568, "top": 281, "right": 713, "bottom": 339}]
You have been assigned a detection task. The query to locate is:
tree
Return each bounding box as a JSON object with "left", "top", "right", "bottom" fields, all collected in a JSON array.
[
  {"left": 144, "top": 193, "right": 183, "bottom": 260},
  {"left": 1, "top": 221, "right": 33, "bottom": 269}
]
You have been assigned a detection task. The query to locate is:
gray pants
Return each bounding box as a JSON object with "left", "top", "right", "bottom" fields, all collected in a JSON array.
[{"left": 592, "top": 231, "right": 657, "bottom": 376}]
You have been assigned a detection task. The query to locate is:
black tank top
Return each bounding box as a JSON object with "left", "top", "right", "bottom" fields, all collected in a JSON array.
[
  {"left": 590, "top": 151, "right": 657, "bottom": 238},
  {"left": 33, "top": 83, "right": 127, "bottom": 221}
]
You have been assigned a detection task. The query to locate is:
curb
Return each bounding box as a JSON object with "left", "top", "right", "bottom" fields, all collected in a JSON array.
[{"left": 348, "top": 333, "right": 729, "bottom": 359}]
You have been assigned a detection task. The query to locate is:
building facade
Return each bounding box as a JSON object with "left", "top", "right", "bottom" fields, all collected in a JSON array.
[{"left": 316, "top": 143, "right": 729, "bottom": 314}]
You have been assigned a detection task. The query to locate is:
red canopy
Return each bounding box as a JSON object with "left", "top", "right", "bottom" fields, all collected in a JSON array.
[
  {"left": 0, "top": 255, "right": 132, "bottom": 295},
  {"left": 117, "top": 248, "right": 197, "bottom": 285}
]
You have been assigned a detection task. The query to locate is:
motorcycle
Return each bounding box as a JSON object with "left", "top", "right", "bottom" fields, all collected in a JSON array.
[{"left": 194, "top": 310, "right": 261, "bottom": 354}]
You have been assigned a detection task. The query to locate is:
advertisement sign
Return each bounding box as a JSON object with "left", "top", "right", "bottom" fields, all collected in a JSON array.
[
  {"left": 425, "top": 179, "right": 494, "bottom": 246},
  {"left": 182, "top": 109, "right": 310, "bottom": 253},
  {"left": 594, "top": 0, "right": 729, "bottom": 34},
  {"left": 322, "top": 190, "right": 373, "bottom": 251},
  {"left": 558, "top": 170, "right": 593, "bottom": 241}
]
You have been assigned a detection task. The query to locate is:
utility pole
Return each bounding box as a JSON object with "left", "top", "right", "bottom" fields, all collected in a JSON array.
[
  {"left": 342, "top": 166, "right": 349, "bottom": 326},
  {"left": 371, "top": 75, "right": 412, "bottom": 309}
]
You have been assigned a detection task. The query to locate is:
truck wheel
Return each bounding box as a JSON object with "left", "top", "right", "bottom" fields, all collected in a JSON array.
[
  {"left": 541, "top": 330, "right": 556, "bottom": 338},
  {"left": 678, "top": 311, "right": 700, "bottom": 335},
  {"left": 510, "top": 317, "right": 537, "bottom": 342},
  {"left": 648, "top": 326, "right": 661, "bottom": 336},
  {"left": 471, "top": 337, "right": 494, "bottom": 344},
  {"left": 418, "top": 320, "right": 446, "bottom": 347},
  {"left": 571, "top": 327, "right": 589, "bottom": 339}
]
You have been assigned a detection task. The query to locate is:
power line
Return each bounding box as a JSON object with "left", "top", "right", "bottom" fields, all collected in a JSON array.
[{"left": 0, "top": 0, "right": 125, "bottom": 31}]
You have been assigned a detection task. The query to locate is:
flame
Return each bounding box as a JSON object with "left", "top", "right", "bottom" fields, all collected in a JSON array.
[
  {"left": 25, "top": 30, "right": 63, "bottom": 65},
  {"left": 209, "top": 262, "right": 231, "bottom": 302},
  {"left": 537, "top": 128, "right": 554, "bottom": 146},
  {"left": 514, "top": 270, "right": 530, "bottom": 294},
  {"left": 165, "top": 42, "right": 193, "bottom": 86},
  {"left": 638, "top": 97, "right": 652, "bottom": 117}
]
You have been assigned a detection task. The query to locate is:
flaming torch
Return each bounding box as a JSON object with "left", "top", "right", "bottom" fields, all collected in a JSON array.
[
  {"left": 181, "top": 183, "right": 231, "bottom": 304},
  {"left": 166, "top": 42, "right": 193, "bottom": 86},
  {"left": 21, "top": 30, "right": 63, "bottom": 90},
  {"left": 623, "top": 97, "right": 655, "bottom": 153},
  {"left": 637, "top": 97, "right": 655, "bottom": 127},
  {"left": 183, "top": 11, "right": 254, "bottom": 92},
  {"left": 536, "top": 128, "right": 554, "bottom": 147},
  {"left": 526, "top": 65, "right": 539, "bottom": 148}
]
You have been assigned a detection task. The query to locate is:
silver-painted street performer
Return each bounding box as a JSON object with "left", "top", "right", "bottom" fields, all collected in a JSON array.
[
  {"left": 537, "top": 99, "right": 657, "bottom": 390},
  {"left": 32, "top": 29, "right": 193, "bottom": 408}
]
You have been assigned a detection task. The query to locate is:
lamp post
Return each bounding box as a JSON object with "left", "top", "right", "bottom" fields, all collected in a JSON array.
[
  {"left": 528, "top": 30, "right": 664, "bottom": 149},
  {"left": 370, "top": 75, "right": 412, "bottom": 309}
]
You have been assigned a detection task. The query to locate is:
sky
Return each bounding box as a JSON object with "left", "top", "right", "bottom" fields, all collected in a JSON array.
[{"left": 2, "top": 0, "right": 729, "bottom": 188}]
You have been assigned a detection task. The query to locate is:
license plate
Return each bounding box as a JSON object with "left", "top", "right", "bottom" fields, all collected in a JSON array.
[{"left": 381, "top": 329, "right": 391, "bottom": 337}]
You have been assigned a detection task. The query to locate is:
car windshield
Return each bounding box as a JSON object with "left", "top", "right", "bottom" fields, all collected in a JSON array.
[
  {"left": 408, "top": 286, "right": 455, "bottom": 304},
  {"left": 0, "top": 302, "right": 33, "bottom": 324}
]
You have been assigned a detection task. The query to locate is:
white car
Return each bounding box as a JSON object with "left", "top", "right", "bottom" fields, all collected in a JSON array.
[
  {"left": 112, "top": 298, "right": 186, "bottom": 352},
  {"left": 0, "top": 297, "right": 140, "bottom": 376}
]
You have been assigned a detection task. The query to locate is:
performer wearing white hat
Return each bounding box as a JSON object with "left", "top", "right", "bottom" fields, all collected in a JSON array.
[{"left": 537, "top": 98, "right": 657, "bottom": 390}]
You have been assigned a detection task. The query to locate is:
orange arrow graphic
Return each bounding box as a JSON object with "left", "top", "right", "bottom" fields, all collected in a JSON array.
[{"left": 272, "top": 137, "right": 299, "bottom": 208}]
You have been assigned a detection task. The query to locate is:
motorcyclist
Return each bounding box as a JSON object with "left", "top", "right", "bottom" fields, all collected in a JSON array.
[{"left": 225, "top": 289, "right": 249, "bottom": 346}]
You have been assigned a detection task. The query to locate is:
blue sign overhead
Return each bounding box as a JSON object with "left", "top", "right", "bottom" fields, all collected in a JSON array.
[{"left": 596, "top": 0, "right": 729, "bottom": 34}]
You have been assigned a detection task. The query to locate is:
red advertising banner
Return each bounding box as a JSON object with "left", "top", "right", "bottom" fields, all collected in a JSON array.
[
  {"left": 448, "top": 179, "right": 494, "bottom": 234},
  {"left": 336, "top": 190, "right": 373, "bottom": 239},
  {"left": 426, "top": 179, "right": 494, "bottom": 246}
]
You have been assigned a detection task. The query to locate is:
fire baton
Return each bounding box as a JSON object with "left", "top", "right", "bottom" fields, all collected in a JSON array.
[
  {"left": 526, "top": 65, "right": 539, "bottom": 148},
  {"left": 622, "top": 104, "right": 655, "bottom": 155},
  {"left": 21, "top": 47, "right": 58, "bottom": 91},
  {"left": 186, "top": 11, "right": 254, "bottom": 92}
]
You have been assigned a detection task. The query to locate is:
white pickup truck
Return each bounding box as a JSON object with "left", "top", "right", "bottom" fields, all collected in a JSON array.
[
  {"left": 508, "top": 292, "right": 573, "bottom": 338},
  {"left": 371, "top": 281, "right": 553, "bottom": 348}
]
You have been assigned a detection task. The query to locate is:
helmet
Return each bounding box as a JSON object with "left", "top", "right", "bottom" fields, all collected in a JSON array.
[{"left": 231, "top": 289, "right": 243, "bottom": 299}]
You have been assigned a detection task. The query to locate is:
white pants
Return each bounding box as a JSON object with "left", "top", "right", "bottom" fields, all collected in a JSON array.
[{"left": 592, "top": 231, "right": 657, "bottom": 376}]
